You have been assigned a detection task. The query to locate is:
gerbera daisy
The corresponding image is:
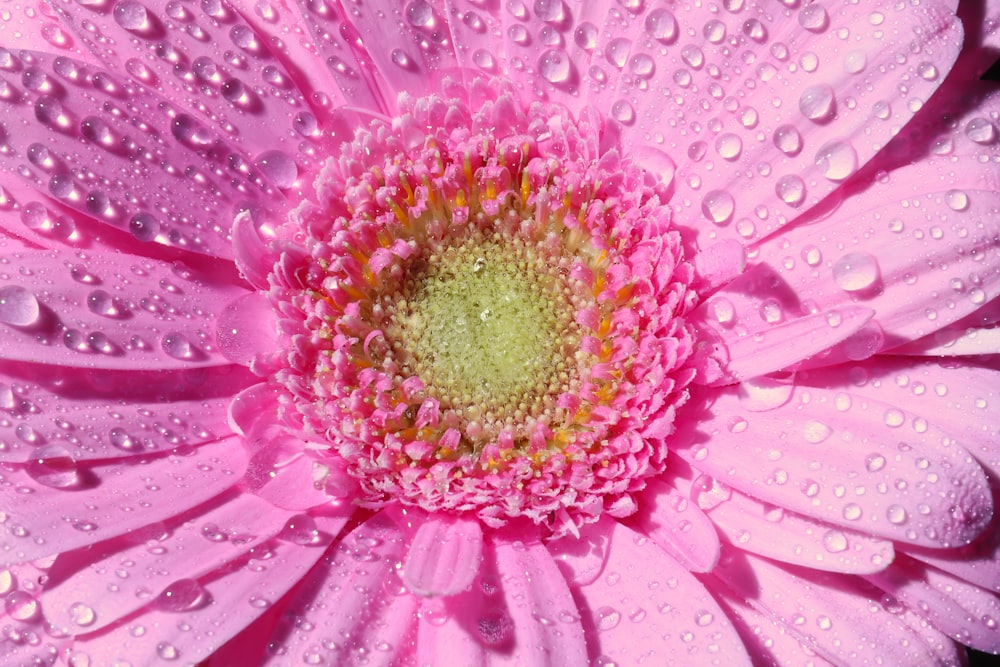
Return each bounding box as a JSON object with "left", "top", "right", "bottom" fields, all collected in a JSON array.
[{"left": 0, "top": 0, "right": 998, "bottom": 665}]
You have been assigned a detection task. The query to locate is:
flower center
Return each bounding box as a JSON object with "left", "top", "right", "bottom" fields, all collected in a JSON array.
[
  {"left": 269, "top": 83, "right": 698, "bottom": 533},
  {"left": 383, "top": 235, "right": 582, "bottom": 438}
]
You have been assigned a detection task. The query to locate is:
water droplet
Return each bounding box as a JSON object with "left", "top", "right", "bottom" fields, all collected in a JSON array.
[
  {"left": 799, "top": 85, "right": 836, "bottom": 122},
  {"left": 538, "top": 49, "right": 573, "bottom": 85},
  {"left": 610, "top": 100, "right": 635, "bottom": 125},
  {"left": 831, "top": 252, "right": 880, "bottom": 292},
  {"left": 843, "top": 50, "right": 867, "bottom": 74},
  {"left": 129, "top": 212, "right": 161, "bottom": 241},
  {"left": 883, "top": 408, "right": 905, "bottom": 428},
  {"left": 596, "top": 606, "right": 622, "bottom": 630},
  {"left": 0, "top": 286, "right": 41, "bottom": 326},
  {"left": 965, "top": 117, "right": 996, "bottom": 145},
  {"left": 799, "top": 4, "right": 829, "bottom": 31},
  {"left": 644, "top": 8, "right": 678, "bottom": 44},
  {"left": 161, "top": 332, "right": 200, "bottom": 360},
  {"left": 574, "top": 22, "right": 598, "bottom": 50},
  {"left": 772, "top": 124, "right": 802, "bottom": 156},
  {"left": 802, "top": 420, "right": 832, "bottom": 444},
  {"left": 114, "top": 0, "right": 151, "bottom": 31},
  {"left": 25, "top": 445, "right": 81, "bottom": 488},
  {"left": 715, "top": 133, "right": 742, "bottom": 160},
  {"left": 842, "top": 503, "right": 862, "bottom": 521},
  {"left": 154, "top": 579, "right": 210, "bottom": 612},
  {"left": 256, "top": 150, "right": 297, "bottom": 189},
  {"left": 69, "top": 602, "right": 97, "bottom": 626},
  {"left": 815, "top": 140, "right": 858, "bottom": 181},
  {"left": 776, "top": 174, "right": 806, "bottom": 207},
  {"left": 945, "top": 189, "right": 969, "bottom": 211},
  {"left": 5, "top": 591, "right": 39, "bottom": 621},
  {"left": 605, "top": 38, "right": 631, "bottom": 69},
  {"left": 278, "top": 514, "right": 322, "bottom": 545},
  {"left": 701, "top": 190, "right": 735, "bottom": 225},
  {"left": 156, "top": 643, "right": 180, "bottom": 661},
  {"left": 887, "top": 504, "right": 907, "bottom": 525},
  {"left": 704, "top": 20, "right": 726, "bottom": 43}
]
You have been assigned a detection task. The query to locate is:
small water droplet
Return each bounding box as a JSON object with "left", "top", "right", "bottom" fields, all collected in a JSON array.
[
  {"left": 776, "top": 174, "right": 806, "bottom": 207},
  {"left": 538, "top": 49, "right": 573, "bottom": 85},
  {"left": 945, "top": 189, "right": 969, "bottom": 211},
  {"left": 256, "top": 150, "right": 297, "bottom": 189},
  {"left": 644, "top": 8, "right": 678, "bottom": 43},
  {"left": 69, "top": 602, "right": 97, "bottom": 626},
  {"left": 799, "top": 4, "right": 829, "bottom": 31},
  {"left": 278, "top": 514, "right": 322, "bottom": 545}
]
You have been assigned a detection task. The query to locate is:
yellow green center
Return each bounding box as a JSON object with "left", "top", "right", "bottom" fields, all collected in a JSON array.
[{"left": 384, "top": 235, "right": 581, "bottom": 431}]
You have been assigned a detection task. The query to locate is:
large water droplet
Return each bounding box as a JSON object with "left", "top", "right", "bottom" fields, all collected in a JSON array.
[
  {"left": 772, "top": 125, "right": 802, "bottom": 156},
  {"left": 154, "top": 578, "right": 210, "bottom": 612},
  {"left": 644, "top": 8, "right": 678, "bottom": 43},
  {"left": 278, "top": 514, "right": 323, "bottom": 545},
  {"left": 701, "top": 190, "right": 735, "bottom": 225},
  {"left": 0, "top": 286, "right": 41, "bottom": 327},
  {"left": 776, "top": 175, "right": 806, "bottom": 207},
  {"left": 832, "top": 252, "right": 880, "bottom": 292},
  {"left": 538, "top": 49, "right": 573, "bottom": 86},
  {"left": 965, "top": 117, "right": 996, "bottom": 145},
  {"left": 255, "top": 150, "right": 297, "bottom": 189},
  {"left": 815, "top": 140, "right": 858, "bottom": 181},
  {"left": 799, "top": 85, "right": 836, "bottom": 122},
  {"left": 25, "top": 445, "right": 81, "bottom": 488}
]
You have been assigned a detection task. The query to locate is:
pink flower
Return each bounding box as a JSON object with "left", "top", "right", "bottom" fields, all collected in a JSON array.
[{"left": 1, "top": 0, "right": 999, "bottom": 665}]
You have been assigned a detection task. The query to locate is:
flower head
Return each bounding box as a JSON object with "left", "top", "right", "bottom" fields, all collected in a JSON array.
[{"left": 0, "top": 1, "right": 999, "bottom": 666}]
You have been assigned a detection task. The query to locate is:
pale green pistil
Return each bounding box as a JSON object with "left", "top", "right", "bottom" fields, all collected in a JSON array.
[{"left": 385, "top": 239, "right": 580, "bottom": 428}]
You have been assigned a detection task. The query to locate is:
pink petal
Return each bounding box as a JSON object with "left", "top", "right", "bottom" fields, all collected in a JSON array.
[
  {"left": 547, "top": 520, "right": 612, "bottom": 587},
  {"left": 0, "top": 436, "right": 248, "bottom": 564},
  {"left": 294, "top": 0, "right": 391, "bottom": 113},
  {"left": 620, "top": 2, "right": 963, "bottom": 247},
  {"left": 713, "top": 585, "right": 839, "bottom": 667},
  {"left": 261, "top": 512, "right": 417, "bottom": 665},
  {"left": 491, "top": 530, "right": 588, "bottom": 666},
  {"left": 0, "top": 360, "right": 248, "bottom": 462},
  {"left": 708, "top": 548, "right": 956, "bottom": 666},
  {"left": 673, "top": 384, "right": 992, "bottom": 548},
  {"left": 866, "top": 554, "right": 1000, "bottom": 653},
  {"left": 572, "top": 518, "right": 751, "bottom": 666},
  {"left": 331, "top": 0, "right": 458, "bottom": 100},
  {"left": 0, "top": 46, "right": 293, "bottom": 258},
  {"left": 402, "top": 513, "right": 483, "bottom": 597},
  {"left": 0, "top": 249, "right": 248, "bottom": 369},
  {"left": 691, "top": 262, "right": 876, "bottom": 381},
  {"left": 40, "top": 491, "right": 302, "bottom": 633},
  {"left": 629, "top": 477, "right": 721, "bottom": 573},
  {"left": 69, "top": 515, "right": 343, "bottom": 666},
  {"left": 668, "top": 458, "right": 894, "bottom": 575}
]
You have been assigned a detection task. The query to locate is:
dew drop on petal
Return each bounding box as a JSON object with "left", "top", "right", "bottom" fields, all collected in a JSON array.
[
  {"left": 772, "top": 124, "right": 802, "bottom": 156},
  {"left": 156, "top": 643, "right": 180, "bottom": 661},
  {"left": 815, "top": 140, "right": 858, "bottom": 181},
  {"left": 799, "top": 85, "right": 836, "bottom": 122},
  {"left": 842, "top": 503, "right": 862, "bottom": 521},
  {"left": 538, "top": 49, "right": 572, "bottom": 85},
  {"left": 644, "top": 8, "right": 678, "bottom": 43},
  {"left": 25, "top": 445, "right": 81, "bottom": 488},
  {"left": 823, "top": 530, "right": 848, "bottom": 552},
  {"left": 964, "top": 117, "right": 996, "bottom": 145},
  {"left": 154, "top": 578, "right": 210, "bottom": 612},
  {"left": 161, "top": 332, "right": 198, "bottom": 360},
  {"left": 278, "top": 514, "right": 323, "bottom": 545},
  {"left": 945, "top": 189, "right": 969, "bottom": 211},
  {"left": 69, "top": 602, "right": 97, "bottom": 626},
  {"left": 802, "top": 420, "right": 832, "bottom": 444},
  {"left": 798, "top": 4, "right": 829, "bottom": 31},
  {"left": 701, "top": 190, "right": 735, "bottom": 225},
  {"left": 715, "top": 133, "right": 742, "bottom": 160},
  {"left": 776, "top": 175, "right": 806, "bottom": 207},
  {"left": 4, "top": 591, "right": 39, "bottom": 621},
  {"left": 109, "top": 427, "right": 140, "bottom": 451},
  {"left": 129, "top": 212, "right": 161, "bottom": 241},
  {"left": 831, "top": 252, "right": 880, "bottom": 292},
  {"left": 0, "top": 286, "right": 41, "bottom": 327},
  {"left": 887, "top": 504, "right": 908, "bottom": 525},
  {"left": 256, "top": 150, "right": 298, "bottom": 189}
]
